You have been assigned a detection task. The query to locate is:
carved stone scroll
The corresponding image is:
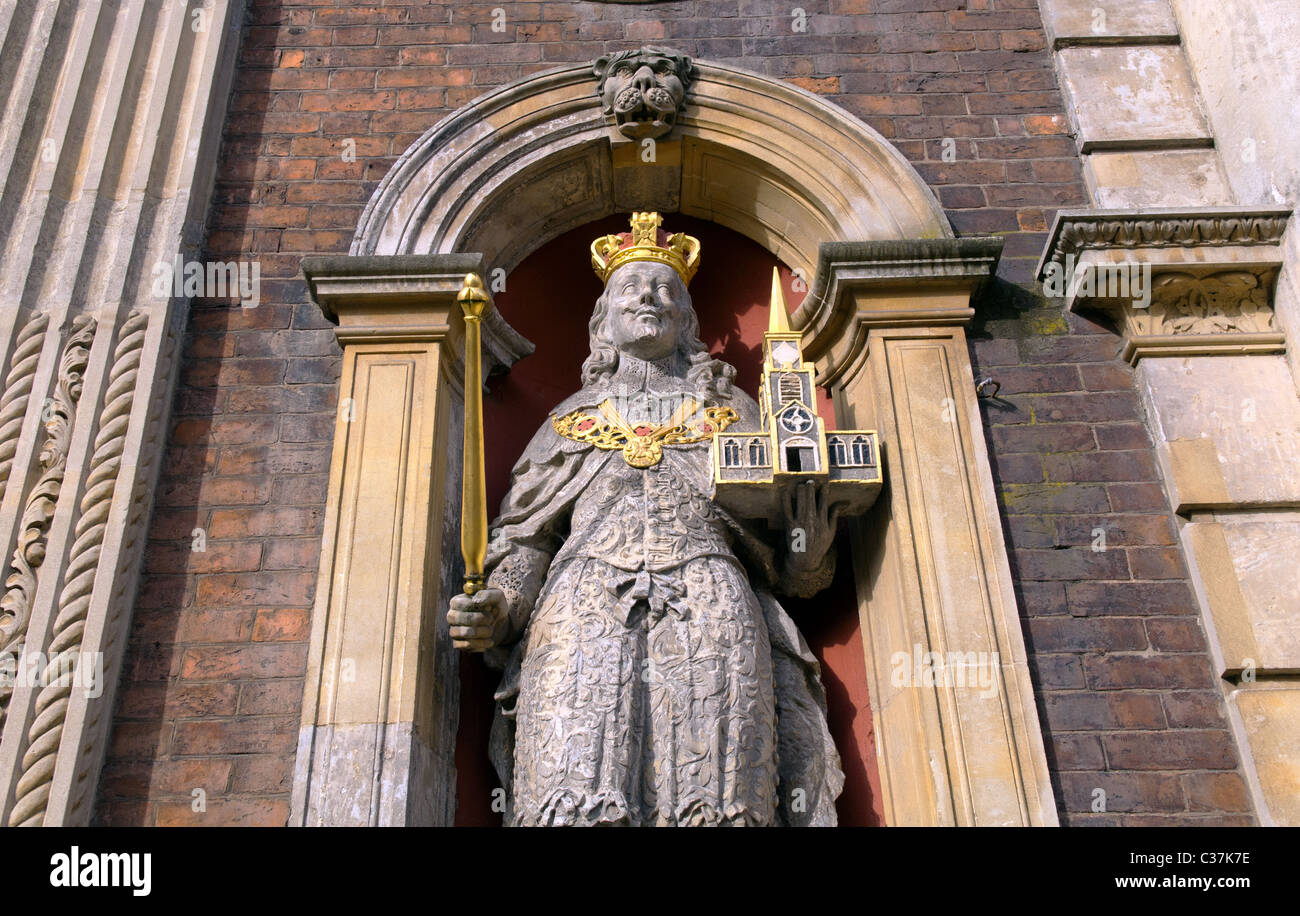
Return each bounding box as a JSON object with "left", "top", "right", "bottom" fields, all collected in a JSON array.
[
  {"left": 0, "top": 316, "right": 96, "bottom": 726},
  {"left": 0, "top": 313, "right": 50, "bottom": 502},
  {"left": 8, "top": 312, "right": 147, "bottom": 826}
]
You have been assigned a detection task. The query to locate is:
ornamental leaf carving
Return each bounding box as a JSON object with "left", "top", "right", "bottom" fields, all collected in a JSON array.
[{"left": 1146, "top": 271, "right": 1276, "bottom": 336}]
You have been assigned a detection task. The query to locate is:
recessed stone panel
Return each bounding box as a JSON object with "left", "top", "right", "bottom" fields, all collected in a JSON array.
[
  {"left": 1182, "top": 513, "right": 1300, "bottom": 674},
  {"left": 1228, "top": 685, "right": 1300, "bottom": 825}
]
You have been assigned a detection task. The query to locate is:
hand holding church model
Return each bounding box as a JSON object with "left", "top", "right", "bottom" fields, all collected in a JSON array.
[{"left": 449, "top": 213, "right": 880, "bottom": 826}]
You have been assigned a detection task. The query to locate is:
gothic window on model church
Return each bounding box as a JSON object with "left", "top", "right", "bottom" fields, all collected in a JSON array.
[
  {"left": 779, "top": 373, "right": 802, "bottom": 405},
  {"left": 829, "top": 436, "right": 848, "bottom": 466},
  {"left": 851, "top": 435, "right": 872, "bottom": 466},
  {"left": 723, "top": 438, "right": 742, "bottom": 467},
  {"left": 748, "top": 439, "right": 767, "bottom": 466}
]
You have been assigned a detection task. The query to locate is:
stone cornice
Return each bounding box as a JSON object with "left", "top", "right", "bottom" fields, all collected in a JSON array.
[
  {"left": 1036, "top": 206, "right": 1293, "bottom": 279},
  {"left": 301, "top": 254, "right": 536, "bottom": 382},
  {"left": 797, "top": 238, "right": 1002, "bottom": 386},
  {"left": 1034, "top": 208, "right": 1294, "bottom": 365}
]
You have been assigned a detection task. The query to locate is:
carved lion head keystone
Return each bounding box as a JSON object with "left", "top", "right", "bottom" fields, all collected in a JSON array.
[{"left": 593, "top": 47, "right": 696, "bottom": 141}]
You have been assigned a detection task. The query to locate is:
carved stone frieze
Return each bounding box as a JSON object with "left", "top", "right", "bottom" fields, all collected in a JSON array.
[{"left": 1134, "top": 270, "right": 1277, "bottom": 337}]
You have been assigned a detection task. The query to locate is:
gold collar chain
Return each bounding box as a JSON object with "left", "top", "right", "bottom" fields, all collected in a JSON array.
[{"left": 552, "top": 397, "right": 738, "bottom": 467}]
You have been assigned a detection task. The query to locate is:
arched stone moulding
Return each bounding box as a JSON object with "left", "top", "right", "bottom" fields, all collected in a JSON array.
[
  {"left": 349, "top": 60, "right": 952, "bottom": 281},
  {"left": 301, "top": 54, "right": 1057, "bottom": 826}
]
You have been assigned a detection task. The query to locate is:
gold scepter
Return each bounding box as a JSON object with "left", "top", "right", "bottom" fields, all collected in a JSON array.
[{"left": 458, "top": 272, "right": 489, "bottom": 596}]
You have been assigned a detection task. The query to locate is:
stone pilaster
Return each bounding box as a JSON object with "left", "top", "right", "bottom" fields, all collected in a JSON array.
[
  {"left": 798, "top": 239, "right": 1059, "bottom": 826},
  {"left": 292, "top": 255, "right": 531, "bottom": 826}
]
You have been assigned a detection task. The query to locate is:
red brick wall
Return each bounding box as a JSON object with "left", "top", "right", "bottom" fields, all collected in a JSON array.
[
  {"left": 970, "top": 307, "right": 1254, "bottom": 824},
  {"left": 95, "top": 0, "right": 1253, "bottom": 826}
]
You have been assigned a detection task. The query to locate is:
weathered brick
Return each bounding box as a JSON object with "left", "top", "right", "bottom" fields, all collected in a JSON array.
[
  {"left": 1042, "top": 692, "right": 1166, "bottom": 731},
  {"left": 229, "top": 755, "right": 296, "bottom": 795},
  {"left": 989, "top": 422, "right": 1094, "bottom": 454},
  {"left": 1065, "top": 581, "right": 1198, "bottom": 616},
  {"left": 1058, "top": 772, "right": 1183, "bottom": 813},
  {"left": 1094, "top": 422, "right": 1151, "bottom": 450},
  {"left": 156, "top": 798, "right": 290, "bottom": 827},
  {"left": 239, "top": 679, "right": 306, "bottom": 716},
  {"left": 1182, "top": 772, "right": 1252, "bottom": 813},
  {"left": 194, "top": 572, "right": 316, "bottom": 608},
  {"left": 172, "top": 717, "right": 298, "bottom": 756},
  {"left": 251, "top": 608, "right": 312, "bottom": 642},
  {"left": 1107, "top": 483, "right": 1172, "bottom": 513},
  {"left": 1027, "top": 617, "right": 1148, "bottom": 654},
  {"left": 1146, "top": 618, "right": 1209, "bottom": 653},
  {"left": 1052, "top": 734, "right": 1105, "bottom": 770},
  {"left": 1053, "top": 515, "right": 1176, "bottom": 548},
  {"left": 1102, "top": 731, "right": 1238, "bottom": 771},
  {"left": 1084, "top": 655, "right": 1216, "bottom": 691},
  {"left": 1014, "top": 547, "right": 1129, "bottom": 581},
  {"left": 179, "top": 643, "right": 308, "bottom": 680},
  {"left": 1162, "top": 692, "right": 1228, "bottom": 728}
]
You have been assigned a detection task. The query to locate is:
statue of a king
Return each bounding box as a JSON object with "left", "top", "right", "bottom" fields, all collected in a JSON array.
[{"left": 448, "top": 213, "right": 845, "bottom": 826}]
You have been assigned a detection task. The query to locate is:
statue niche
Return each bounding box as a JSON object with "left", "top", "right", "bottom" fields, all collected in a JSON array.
[{"left": 448, "top": 213, "right": 856, "bottom": 826}]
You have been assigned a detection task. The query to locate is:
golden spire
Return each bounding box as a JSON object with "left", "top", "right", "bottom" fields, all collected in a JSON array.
[{"left": 768, "top": 267, "right": 792, "bottom": 334}]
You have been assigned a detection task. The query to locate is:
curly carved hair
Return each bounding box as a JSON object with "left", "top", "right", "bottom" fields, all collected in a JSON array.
[{"left": 580, "top": 275, "right": 736, "bottom": 401}]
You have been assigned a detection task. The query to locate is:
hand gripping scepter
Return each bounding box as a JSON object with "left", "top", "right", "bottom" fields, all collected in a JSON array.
[{"left": 458, "top": 272, "right": 489, "bottom": 596}]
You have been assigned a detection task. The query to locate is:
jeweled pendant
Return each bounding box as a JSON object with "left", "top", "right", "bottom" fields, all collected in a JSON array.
[{"left": 623, "top": 436, "right": 662, "bottom": 467}]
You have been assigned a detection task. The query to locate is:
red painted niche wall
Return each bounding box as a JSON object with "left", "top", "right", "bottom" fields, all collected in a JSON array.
[{"left": 455, "top": 214, "right": 884, "bottom": 826}]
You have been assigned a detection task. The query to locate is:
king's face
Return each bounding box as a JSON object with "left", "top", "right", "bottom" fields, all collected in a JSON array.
[{"left": 606, "top": 261, "right": 688, "bottom": 360}]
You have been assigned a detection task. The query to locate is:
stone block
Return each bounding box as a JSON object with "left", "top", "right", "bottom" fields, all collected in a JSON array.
[
  {"left": 1136, "top": 355, "right": 1300, "bottom": 508},
  {"left": 1039, "top": 0, "right": 1179, "bottom": 47},
  {"left": 1228, "top": 685, "right": 1300, "bottom": 825},
  {"left": 1056, "top": 46, "right": 1211, "bottom": 151},
  {"left": 1084, "top": 150, "right": 1232, "bottom": 208},
  {"left": 1182, "top": 512, "right": 1300, "bottom": 674}
]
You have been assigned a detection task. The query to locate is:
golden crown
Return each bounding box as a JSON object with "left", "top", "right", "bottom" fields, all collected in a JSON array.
[{"left": 590, "top": 212, "right": 701, "bottom": 286}]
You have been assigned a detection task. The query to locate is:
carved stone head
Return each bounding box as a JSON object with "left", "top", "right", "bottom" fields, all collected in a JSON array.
[
  {"left": 593, "top": 47, "right": 696, "bottom": 141},
  {"left": 604, "top": 260, "right": 690, "bottom": 361}
]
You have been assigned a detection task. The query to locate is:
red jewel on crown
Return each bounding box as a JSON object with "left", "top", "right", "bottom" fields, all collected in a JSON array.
[
  {"left": 575, "top": 418, "right": 596, "bottom": 432},
  {"left": 634, "top": 426, "right": 653, "bottom": 437},
  {"left": 697, "top": 422, "right": 712, "bottom": 433}
]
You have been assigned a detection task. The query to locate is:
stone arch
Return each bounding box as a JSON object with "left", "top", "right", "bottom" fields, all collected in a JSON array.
[
  {"left": 301, "top": 50, "right": 1058, "bottom": 829},
  {"left": 351, "top": 58, "right": 951, "bottom": 283}
]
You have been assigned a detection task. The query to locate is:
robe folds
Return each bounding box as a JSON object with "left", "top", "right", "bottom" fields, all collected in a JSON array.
[{"left": 482, "top": 382, "right": 844, "bottom": 826}]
